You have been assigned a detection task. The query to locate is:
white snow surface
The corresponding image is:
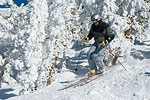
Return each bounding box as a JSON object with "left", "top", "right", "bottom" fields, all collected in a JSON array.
[{"left": 0, "top": 0, "right": 150, "bottom": 100}]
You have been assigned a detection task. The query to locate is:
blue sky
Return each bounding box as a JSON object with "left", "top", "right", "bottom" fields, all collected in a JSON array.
[{"left": 0, "top": 0, "right": 28, "bottom": 8}]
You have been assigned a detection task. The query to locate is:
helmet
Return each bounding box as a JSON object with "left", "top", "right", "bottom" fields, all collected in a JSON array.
[{"left": 91, "top": 14, "right": 101, "bottom": 22}]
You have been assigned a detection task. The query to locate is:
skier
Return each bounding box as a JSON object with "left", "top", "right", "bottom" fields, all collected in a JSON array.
[{"left": 83, "top": 14, "right": 115, "bottom": 75}]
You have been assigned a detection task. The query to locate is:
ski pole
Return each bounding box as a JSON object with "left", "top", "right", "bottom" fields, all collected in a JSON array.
[
  {"left": 75, "top": 42, "right": 85, "bottom": 71},
  {"left": 105, "top": 45, "right": 127, "bottom": 71}
]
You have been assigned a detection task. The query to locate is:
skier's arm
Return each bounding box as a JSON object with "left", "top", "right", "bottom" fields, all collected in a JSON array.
[
  {"left": 105, "top": 27, "right": 115, "bottom": 42},
  {"left": 87, "top": 26, "right": 94, "bottom": 40},
  {"left": 83, "top": 26, "right": 94, "bottom": 43}
]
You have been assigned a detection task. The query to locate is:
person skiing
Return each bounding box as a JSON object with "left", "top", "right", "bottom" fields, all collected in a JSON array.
[{"left": 83, "top": 14, "right": 115, "bottom": 75}]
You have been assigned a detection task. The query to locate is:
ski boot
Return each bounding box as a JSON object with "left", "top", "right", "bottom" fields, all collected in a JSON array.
[
  {"left": 96, "top": 69, "right": 104, "bottom": 74},
  {"left": 87, "top": 69, "right": 96, "bottom": 76},
  {"left": 88, "top": 69, "right": 104, "bottom": 76}
]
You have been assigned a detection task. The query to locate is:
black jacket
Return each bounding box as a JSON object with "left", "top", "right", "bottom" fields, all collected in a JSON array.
[{"left": 87, "top": 20, "right": 115, "bottom": 44}]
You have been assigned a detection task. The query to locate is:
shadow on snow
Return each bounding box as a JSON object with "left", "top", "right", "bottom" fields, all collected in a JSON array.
[
  {"left": 56, "top": 45, "right": 91, "bottom": 77},
  {"left": 134, "top": 38, "right": 150, "bottom": 46},
  {"left": 66, "top": 45, "right": 90, "bottom": 76},
  {"left": 131, "top": 39, "right": 150, "bottom": 60},
  {"left": 130, "top": 48, "right": 150, "bottom": 60},
  {"left": 0, "top": 88, "right": 17, "bottom": 100}
]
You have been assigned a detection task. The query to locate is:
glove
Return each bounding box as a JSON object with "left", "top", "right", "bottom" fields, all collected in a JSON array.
[
  {"left": 82, "top": 37, "right": 89, "bottom": 43},
  {"left": 101, "top": 40, "right": 108, "bottom": 46}
]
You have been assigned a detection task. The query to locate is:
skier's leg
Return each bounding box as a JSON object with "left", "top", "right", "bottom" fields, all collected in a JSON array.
[
  {"left": 87, "top": 44, "right": 97, "bottom": 70},
  {"left": 91, "top": 44, "right": 107, "bottom": 70}
]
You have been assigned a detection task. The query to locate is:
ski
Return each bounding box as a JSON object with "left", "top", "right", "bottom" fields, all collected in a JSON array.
[
  {"left": 61, "top": 72, "right": 105, "bottom": 90},
  {"left": 63, "top": 74, "right": 96, "bottom": 87},
  {"left": 79, "top": 73, "right": 104, "bottom": 86},
  {"left": 77, "top": 66, "right": 113, "bottom": 87},
  {"left": 58, "top": 75, "right": 94, "bottom": 90},
  {"left": 59, "top": 65, "right": 114, "bottom": 90}
]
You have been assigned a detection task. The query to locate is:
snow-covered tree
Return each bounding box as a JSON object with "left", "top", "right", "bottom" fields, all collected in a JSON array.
[{"left": 0, "top": 0, "right": 149, "bottom": 95}]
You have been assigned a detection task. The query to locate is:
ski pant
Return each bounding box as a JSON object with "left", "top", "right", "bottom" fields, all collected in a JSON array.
[{"left": 87, "top": 43, "right": 108, "bottom": 71}]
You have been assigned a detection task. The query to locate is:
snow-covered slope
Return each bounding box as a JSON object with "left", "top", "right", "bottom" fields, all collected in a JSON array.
[
  {"left": 4, "top": 38, "right": 150, "bottom": 100},
  {"left": 0, "top": 0, "right": 150, "bottom": 99}
]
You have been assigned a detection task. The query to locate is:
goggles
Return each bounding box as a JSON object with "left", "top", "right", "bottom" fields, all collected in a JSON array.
[{"left": 91, "top": 19, "right": 99, "bottom": 24}]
